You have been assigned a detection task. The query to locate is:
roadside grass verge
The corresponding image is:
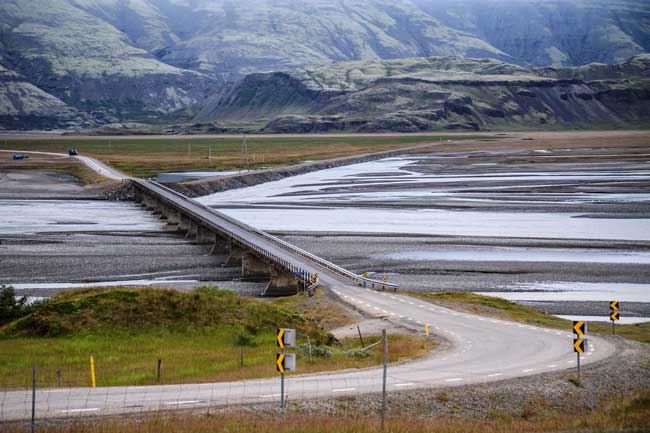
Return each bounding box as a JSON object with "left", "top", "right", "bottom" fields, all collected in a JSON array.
[
  {"left": 0, "top": 135, "right": 489, "bottom": 178},
  {"left": 0, "top": 287, "right": 433, "bottom": 389},
  {"left": 408, "top": 291, "right": 650, "bottom": 344},
  {"left": 3, "top": 390, "right": 649, "bottom": 433}
]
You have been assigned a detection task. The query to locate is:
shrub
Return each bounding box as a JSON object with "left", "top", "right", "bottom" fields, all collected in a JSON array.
[
  {"left": 0, "top": 285, "right": 28, "bottom": 326},
  {"left": 235, "top": 331, "right": 256, "bottom": 347},
  {"left": 343, "top": 348, "right": 372, "bottom": 359},
  {"left": 298, "top": 344, "right": 332, "bottom": 358}
]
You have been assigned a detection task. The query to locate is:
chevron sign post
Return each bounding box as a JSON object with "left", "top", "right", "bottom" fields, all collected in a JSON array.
[
  {"left": 572, "top": 321, "right": 588, "bottom": 378},
  {"left": 276, "top": 328, "right": 296, "bottom": 410},
  {"left": 610, "top": 301, "right": 620, "bottom": 335}
]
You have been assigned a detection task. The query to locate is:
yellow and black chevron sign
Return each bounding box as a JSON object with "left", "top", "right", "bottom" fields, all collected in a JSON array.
[
  {"left": 573, "top": 338, "right": 585, "bottom": 354},
  {"left": 277, "top": 328, "right": 285, "bottom": 349},
  {"left": 610, "top": 300, "right": 619, "bottom": 311},
  {"left": 572, "top": 321, "right": 586, "bottom": 337},
  {"left": 276, "top": 353, "right": 285, "bottom": 374},
  {"left": 610, "top": 311, "right": 620, "bottom": 321}
]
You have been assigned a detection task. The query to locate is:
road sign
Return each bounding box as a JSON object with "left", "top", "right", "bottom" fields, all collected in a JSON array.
[
  {"left": 610, "top": 301, "right": 619, "bottom": 311},
  {"left": 363, "top": 272, "right": 368, "bottom": 278},
  {"left": 572, "top": 321, "right": 586, "bottom": 337},
  {"left": 276, "top": 328, "right": 296, "bottom": 349},
  {"left": 573, "top": 338, "right": 586, "bottom": 353},
  {"left": 610, "top": 311, "right": 620, "bottom": 321},
  {"left": 424, "top": 323, "right": 430, "bottom": 337},
  {"left": 276, "top": 353, "right": 285, "bottom": 373},
  {"left": 276, "top": 352, "right": 296, "bottom": 374},
  {"left": 382, "top": 276, "right": 387, "bottom": 283}
]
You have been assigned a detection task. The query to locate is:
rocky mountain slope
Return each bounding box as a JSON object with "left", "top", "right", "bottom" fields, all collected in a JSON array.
[
  {"left": 1, "top": 0, "right": 649, "bottom": 129},
  {"left": 0, "top": 0, "right": 220, "bottom": 129},
  {"left": 0, "top": 63, "right": 92, "bottom": 130},
  {"left": 196, "top": 55, "right": 650, "bottom": 132}
]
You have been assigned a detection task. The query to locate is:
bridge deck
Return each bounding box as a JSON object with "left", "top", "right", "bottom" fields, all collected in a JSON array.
[{"left": 133, "top": 179, "right": 398, "bottom": 291}]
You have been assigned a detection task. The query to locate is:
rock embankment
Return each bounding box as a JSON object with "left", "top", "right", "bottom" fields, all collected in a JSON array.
[{"left": 100, "top": 181, "right": 135, "bottom": 201}]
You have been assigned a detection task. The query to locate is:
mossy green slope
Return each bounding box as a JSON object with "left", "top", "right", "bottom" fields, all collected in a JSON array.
[{"left": 2, "top": 287, "right": 331, "bottom": 344}]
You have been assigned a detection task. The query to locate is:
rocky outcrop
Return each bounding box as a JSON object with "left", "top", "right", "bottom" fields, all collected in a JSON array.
[
  {"left": 197, "top": 56, "right": 650, "bottom": 133},
  {"left": 0, "top": 64, "right": 93, "bottom": 130}
]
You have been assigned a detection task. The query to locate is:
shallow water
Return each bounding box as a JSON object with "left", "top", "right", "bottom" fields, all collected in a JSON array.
[
  {"left": 219, "top": 207, "right": 650, "bottom": 240},
  {"left": 197, "top": 155, "right": 650, "bottom": 240},
  {"left": 377, "top": 248, "right": 650, "bottom": 264},
  {"left": 0, "top": 199, "right": 161, "bottom": 234},
  {"left": 12, "top": 279, "right": 200, "bottom": 290},
  {"left": 556, "top": 315, "right": 650, "bottom": 324},
  {"left": 477, "top": 282, "right": 650, "bottom": 303}
]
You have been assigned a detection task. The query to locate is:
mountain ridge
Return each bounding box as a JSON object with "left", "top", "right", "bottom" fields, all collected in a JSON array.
[
  {"left": 195, "top": 55, "right": 650, "bottom": 132},
  {"left": 1, "top": 0, "right": 649, "bottom": 130}
]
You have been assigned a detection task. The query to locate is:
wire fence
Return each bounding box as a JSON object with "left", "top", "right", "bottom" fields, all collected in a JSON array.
[{"left": 0, "top": 334, "right": 400, "bottom": 425}]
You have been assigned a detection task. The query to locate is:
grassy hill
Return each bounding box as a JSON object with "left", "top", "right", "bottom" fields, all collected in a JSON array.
[{"left": 0, "top": 287, "right": 432, "bottom": 388}]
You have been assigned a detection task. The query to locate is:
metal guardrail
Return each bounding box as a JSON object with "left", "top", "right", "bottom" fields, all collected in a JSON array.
[{"left": 136, "top": 180, "right": 399, "bottom": 290}]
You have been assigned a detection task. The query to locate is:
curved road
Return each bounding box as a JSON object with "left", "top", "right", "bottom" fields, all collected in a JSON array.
[{"left": 0, "top": 150, "right": 616, "bottom": 421}]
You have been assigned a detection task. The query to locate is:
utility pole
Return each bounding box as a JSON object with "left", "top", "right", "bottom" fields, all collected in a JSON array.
[{"left": 241, "top": 135, "right": 250, "bottom": 172}]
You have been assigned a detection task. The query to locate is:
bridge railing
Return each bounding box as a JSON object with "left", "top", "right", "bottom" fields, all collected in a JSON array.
[
  {"left": 135, "top": 180, "right": 317, "bottom": 282},
  {"left": 139, "top": 180, "right": 398, "bottom": 290}
]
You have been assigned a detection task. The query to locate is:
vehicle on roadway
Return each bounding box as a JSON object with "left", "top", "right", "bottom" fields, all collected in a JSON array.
[
  {"left": 12, "top": 154, "right": 28, "bottom": 160},
  {"left": 68, "top": 149, "right": 78, "bottom": 156}
]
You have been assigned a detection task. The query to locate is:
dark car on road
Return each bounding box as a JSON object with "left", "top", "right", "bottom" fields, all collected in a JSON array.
[{"left": 68, "top": 149, "right": 78, "bottom": 156}]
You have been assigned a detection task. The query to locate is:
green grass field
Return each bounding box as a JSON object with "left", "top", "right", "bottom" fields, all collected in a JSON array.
[
  {"left": 0, "top": 287, "right": 433, "bottom": 389},
  {"left": 0, "top": 135, "right": 489, "bottom": 177}
]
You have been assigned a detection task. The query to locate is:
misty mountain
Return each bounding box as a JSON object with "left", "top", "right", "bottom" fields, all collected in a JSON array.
[{"left": 1, "top": 0, "right": 649, "bottom": 129}]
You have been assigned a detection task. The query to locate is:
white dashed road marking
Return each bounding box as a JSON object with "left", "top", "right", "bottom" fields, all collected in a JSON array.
[{"left": 59, "top": 408, "right": 99, "bottom": 413}]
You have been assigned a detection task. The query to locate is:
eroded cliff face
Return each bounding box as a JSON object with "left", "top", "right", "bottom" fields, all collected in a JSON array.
[
  {"left": 0, "top": 63, "right": 92, "bottom": 130},
  {"left": 197, "top": 56, "right": 650, "bottom": 133}
]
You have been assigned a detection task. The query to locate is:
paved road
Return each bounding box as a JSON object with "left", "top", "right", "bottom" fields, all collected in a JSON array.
[
  {"left": 0, "top": 150, "right": 128, "bottom": 180},
  {"left": 0, "top": 151, "right": 617, "bottom": 421}
]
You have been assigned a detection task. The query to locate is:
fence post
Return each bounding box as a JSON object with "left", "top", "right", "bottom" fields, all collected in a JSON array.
[
  {"left": 307, "top": 336, "right": 313, "bottom": 363},
  {"left": 381, "top": 329, "right": 387, "bottom": 433},
  {"left": 90, "top": 356, "right": 96, "bottom": 388},
  {"left": 31, "top": 365, "right": 36, "bottom": 433},
  {"left": 157, "top": 359, "right": 163, "bottom": 384}
]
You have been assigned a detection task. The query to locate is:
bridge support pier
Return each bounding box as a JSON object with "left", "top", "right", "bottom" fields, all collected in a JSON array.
[
  {"left": 130, "top": 181, "right": 312, "bottom": 297},
  {"left": 195, "top": 225, "right": 214, "bottom": 245},
  {"left": 225, "top": 241, "right": 244, "bottom": 266},
  {"left": 209, "top": 233, "right": 230, "bottom": 255},
  {"left": 242, "top": 252, "right": 300, "bottom": 296}
]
